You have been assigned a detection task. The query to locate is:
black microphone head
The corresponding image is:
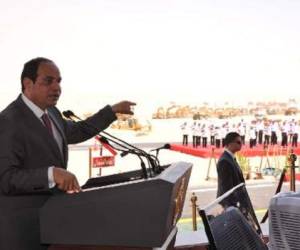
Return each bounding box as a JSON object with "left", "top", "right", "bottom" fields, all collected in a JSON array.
[
  {"left": 99, "top": 136, "right": 109, "bottom": 144},
  {"left": 120, "top": 151, "right": 129, "bottom": 157},
  {"left": 62, "top": 110, "right": 73, "bottom": 119},
  {"left": 164, "top": 143, "right": 171, "bottom": 149},
  {"left": 68, "top": 110, "right": 76, "bottom": 117}
]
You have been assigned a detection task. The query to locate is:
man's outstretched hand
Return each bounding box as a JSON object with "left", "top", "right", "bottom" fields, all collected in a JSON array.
[{"left": 111, "top": 101, "right": 136, "bottom": 115}]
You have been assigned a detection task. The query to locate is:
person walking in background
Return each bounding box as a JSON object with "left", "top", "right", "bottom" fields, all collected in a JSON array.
[{"left": 216, "top": 132, "right": 245, "bottom": 205}]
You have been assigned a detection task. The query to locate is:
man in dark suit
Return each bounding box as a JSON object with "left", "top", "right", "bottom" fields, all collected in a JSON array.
[
  {"left": 216, "top": 132, "right": 245, "bottom": 206},
  {"left": 0, "top": 57, "right": 135, "bottom": 250}
]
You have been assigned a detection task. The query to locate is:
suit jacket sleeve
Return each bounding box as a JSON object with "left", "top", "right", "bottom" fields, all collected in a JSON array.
[
  {"left": 0, "top": 104, "right": 117, "bottom": 195},
  {"left": 0, "top": 117, "right": 49, "bottom": 195},
  {"left": 57, "top": 105, "right": 117, "bottom": 144}
]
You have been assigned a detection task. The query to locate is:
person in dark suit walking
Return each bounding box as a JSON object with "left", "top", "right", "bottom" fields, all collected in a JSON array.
[
  {"left": 216, "top": 132, "right": 245, "bottom": 206},
  {"left": 0, "top": 57, "right": 135, "bottom": 250}
]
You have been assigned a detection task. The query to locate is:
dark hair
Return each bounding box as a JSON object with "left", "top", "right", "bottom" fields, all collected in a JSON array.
[
  {"left": 224, "top": 132, "right": 241, "bottom": 146},
  {"left": 21, "top": 57, "right": 53, "bottom": 92}
]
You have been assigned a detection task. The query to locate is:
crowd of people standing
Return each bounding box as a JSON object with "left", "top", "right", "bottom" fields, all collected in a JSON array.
[{"left": 180, "top": 117, "right": 300, "bottom": 148}]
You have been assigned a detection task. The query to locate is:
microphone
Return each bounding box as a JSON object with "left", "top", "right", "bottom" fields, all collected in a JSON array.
[
  {"left": 63, "top": 110, "right": 81, "bottom": 121},
  {"left": 62, "top": 110, "right": 161, "bottom": 177},
  {"left": 150, "top": 144, "right": 171, "bottom": 151},
  {"left": 120, "top": 151, "right": 129, "bottom": 157},
  {"left": 62, "top": 110, "right": 74, "bottom": 119},
  {"left": 150, "top": 143, "right": 171, "bottom": 158}
]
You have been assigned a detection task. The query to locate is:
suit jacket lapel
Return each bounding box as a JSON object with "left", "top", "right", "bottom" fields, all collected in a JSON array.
[
  {"left": 16, "top": 97, "right": 64, "bottom": 166},
  {"left": 224, "top": 151, "right": 245, "bottom": 182}
]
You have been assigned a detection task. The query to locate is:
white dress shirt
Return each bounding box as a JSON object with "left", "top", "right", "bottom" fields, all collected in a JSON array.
[{"left": 21, "top": 94, "right": 62, "bottom": 188}]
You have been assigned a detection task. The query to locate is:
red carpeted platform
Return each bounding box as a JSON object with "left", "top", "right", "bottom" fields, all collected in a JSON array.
[
  {"left": 284, "top": 173, "right": 300, "bottom": 181},
  {"left": 169, "top": 144, "right": 300, "bottom": 158}
]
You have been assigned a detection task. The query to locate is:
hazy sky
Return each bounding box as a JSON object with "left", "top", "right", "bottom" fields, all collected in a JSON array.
[{"left": 1, "top": 0, "right": 300, "bottom": 115}]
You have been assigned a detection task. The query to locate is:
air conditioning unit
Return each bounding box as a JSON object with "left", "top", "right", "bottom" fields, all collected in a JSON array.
[{"left": 269, "top": 191, "right": 300, "bottom": 250}]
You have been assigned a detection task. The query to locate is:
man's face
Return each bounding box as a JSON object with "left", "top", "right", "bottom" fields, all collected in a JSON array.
[
  {"left": 23, "top": 62, "right": 61, "bottom": 110},
  {"left": 229, "top": 136, "right": 242, "bottom": 153}
]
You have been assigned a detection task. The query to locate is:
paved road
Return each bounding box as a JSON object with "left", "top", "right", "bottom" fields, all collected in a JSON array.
[{"left": 181, "top": 182, "right": 300, "bottom": 218}]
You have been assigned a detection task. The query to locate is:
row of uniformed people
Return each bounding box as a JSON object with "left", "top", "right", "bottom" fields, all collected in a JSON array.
[
  {"left": 180, "top": 119, "right": 300, "bottom": 148},
  {"left": 180, "top": 121, "right": 246, "bottom": 148}
]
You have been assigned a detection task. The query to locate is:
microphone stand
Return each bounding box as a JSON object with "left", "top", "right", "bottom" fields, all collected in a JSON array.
[
  {"left": 63, "top": 111, "right": 160, "bottom": 173},
  {"left": 99, "top": 135, "right": 152, "bottom": 178},
  {"left": 63, "top": 111, "right": 161, "bottom": 178},
  {"left": 101, "top": 130, "right": 161, "bottom": 175},
  {"left": 120, "top": 150, "right": 148, "bottom": 179}
]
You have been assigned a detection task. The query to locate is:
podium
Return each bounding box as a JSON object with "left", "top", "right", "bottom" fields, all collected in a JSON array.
[{"left": 40, "top": 162, "right": 192, "bottom": 249}]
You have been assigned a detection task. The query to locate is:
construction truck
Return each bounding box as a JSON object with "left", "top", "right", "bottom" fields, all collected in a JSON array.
[{"left": 111, "top": 114, "right": 152, "bottom": 133}]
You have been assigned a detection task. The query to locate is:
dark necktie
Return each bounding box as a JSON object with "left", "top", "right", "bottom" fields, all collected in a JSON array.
[{"left": 41, "top": 113, "right": 53, "bottom": 136}]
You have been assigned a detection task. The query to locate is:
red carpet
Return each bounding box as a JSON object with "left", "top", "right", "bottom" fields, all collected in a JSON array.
[
  {"left": 169, "top": 144, "right": 300, "bottom": 158},
  {"left": 284, "top": 173, "right": 300, "bottom": 181}
]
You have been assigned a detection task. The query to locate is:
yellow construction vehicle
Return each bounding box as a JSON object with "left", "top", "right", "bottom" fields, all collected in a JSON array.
[{"left": 110, "top": 114, "right": 152, "bottom": 133}]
